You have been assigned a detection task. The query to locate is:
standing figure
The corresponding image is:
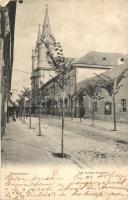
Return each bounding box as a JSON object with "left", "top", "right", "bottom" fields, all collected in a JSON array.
[{"left": 8, "top": 92, "right": 16, "bottom": 122}]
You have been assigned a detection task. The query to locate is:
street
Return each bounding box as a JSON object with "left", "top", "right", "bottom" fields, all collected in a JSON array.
[{"left": 2, "top": 116, "right": 128, "bottom": 169}]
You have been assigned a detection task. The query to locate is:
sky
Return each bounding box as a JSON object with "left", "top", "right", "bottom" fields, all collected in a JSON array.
[
  {"left": 0, "top": 0, "right": 10, "bottom": 6},
  {"left": 10, "top": 0, "right": 128, "bottom": 98}
]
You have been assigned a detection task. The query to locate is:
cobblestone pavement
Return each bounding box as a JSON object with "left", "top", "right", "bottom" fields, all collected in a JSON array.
[{"left": 1, "top": 116, "right": 128, "bottom": 168}]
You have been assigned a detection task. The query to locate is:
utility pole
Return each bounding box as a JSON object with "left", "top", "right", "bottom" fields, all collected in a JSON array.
[{"left": 61, "top": 87, "right": 65, "bottom": 157}]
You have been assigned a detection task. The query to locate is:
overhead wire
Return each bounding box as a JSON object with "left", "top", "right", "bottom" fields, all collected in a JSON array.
[{"left": 11, "top": 68, "right": 31, "bottom": 74}]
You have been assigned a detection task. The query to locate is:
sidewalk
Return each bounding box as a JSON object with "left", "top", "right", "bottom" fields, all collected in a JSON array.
[
  {"left": 2, "top": 117, "right": 128, "bottom": 168},
  {"left": 38, "top": 115, "right": 128, "bottom": 143},
  {"left": 25, "top": 116, "right": 128, "bottom": 167},
  {"left": 1, "top": 119, "right": 77, "bottom": 168},
  {"left": 65, "top": 117, "right": 128, "bottom": 142}
]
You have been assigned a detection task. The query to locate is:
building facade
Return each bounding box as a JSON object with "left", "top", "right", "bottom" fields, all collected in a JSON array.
[
  {"left": 38, "top": 52, "right": 128, "bottom": 123},
  {"left": 77, "top": 61, "right": 128, "bottom": 124},
  {"left": 0, "top": 0, "right": 20, "bottom": 137}
]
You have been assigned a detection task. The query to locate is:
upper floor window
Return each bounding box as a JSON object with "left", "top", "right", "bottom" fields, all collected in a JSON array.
[
  {"left": 120, "top": 58, "right": 124, "bottom": 62},
  {"left": 121, "top": 99, "right": 127, "bottom": 112}
]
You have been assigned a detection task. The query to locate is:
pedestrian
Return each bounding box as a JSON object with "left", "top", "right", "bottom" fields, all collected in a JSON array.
[
  {"left": 8, "top": 92, "right": 16, "bottom": 122},
  {"left": 26, "top": 113, "right": 29, "bottom": 119},
  {"left": 25, "top": 106, "right": 29, "bottom": 119},
  {"left": 12, "top": 103, "right": 16, "bottom": 121},
  {"left": 15, "top": 103, "right": 20, "bottom": 118}
]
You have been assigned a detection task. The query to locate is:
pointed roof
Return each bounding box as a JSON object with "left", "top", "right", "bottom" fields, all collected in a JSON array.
[
  {"left": 42, "top": 4, "right": 51, "bottom": 41},
  {"left": 36, "top": 24, "right": 42, "bottom": 46}
]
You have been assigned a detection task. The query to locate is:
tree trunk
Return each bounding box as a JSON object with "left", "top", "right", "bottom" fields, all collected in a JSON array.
[
  {"left": 71, "top": 99, "right": 73, "bottom": 120},
  {"left": 92, "top": 98, "right": 95, "bottom": 126},
  {"left": 29, "top": 96, "right": 32, "bottom": 129},
  {"left": 61, "top": 104, "right": 64, "bottom": 157},
  {"left": 20, "top": 107, "right": 22, "bottom": 120},
  {"left": 61, "top": 89, "right": 65, "bottom": 157},
  {"left": 79, "top": 106, "right": 81, "bottom": 122},
  {"left": 112, "top": 95, "right": 117, "bottom": 131},
  {"left": 37, "top": 104, "right": 42, "bottom": 136},
  {"left": 23, "top": 98, "right": 25, "bottom": 123}
]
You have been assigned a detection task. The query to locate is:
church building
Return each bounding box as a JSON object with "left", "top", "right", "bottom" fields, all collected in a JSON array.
[{"left": 31, "top": 5, "right": 61, "bottom": 91}]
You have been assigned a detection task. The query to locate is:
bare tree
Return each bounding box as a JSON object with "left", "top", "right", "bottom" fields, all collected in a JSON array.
[
  {"left": 20, "top": 87, "right": 31, "bottom": 99},
  {"left": 84, "top": 80, "right": 102, "bottom": 126},
  {"left": 17, "top": 87, "right": 31, "bottom": 123},
  {"left": 17, "top": 87, "right": 31, "bottom": 108},
  {"left": 96, "top": 68, "right": 128, "bottom": 131},
  {"left": 44, "top": 36, "right": 72, "bottom": 157}
]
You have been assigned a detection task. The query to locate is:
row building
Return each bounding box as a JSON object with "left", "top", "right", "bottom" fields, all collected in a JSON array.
[{"left": 0, "top": 0, "right": 18, "bottom": 137}]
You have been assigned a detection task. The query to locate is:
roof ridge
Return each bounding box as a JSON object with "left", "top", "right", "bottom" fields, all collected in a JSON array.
[{"left": 74, "top": 51, "right": 128, "bottom": 67}]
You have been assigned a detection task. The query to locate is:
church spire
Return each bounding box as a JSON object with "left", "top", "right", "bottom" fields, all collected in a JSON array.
[
  {"left": 36, "top": 24, "right": 42, "bottom": 46},
  {"left": 42, "top": 4, "right": 51, "bottom": 41}
]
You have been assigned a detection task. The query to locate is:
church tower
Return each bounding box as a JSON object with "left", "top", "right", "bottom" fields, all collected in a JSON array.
[
  {"left": 42, "top": 4, "right": 51, "bottom": 42},
  {"left": 36, "top": 4, "right": 55, "bottom": 88}
]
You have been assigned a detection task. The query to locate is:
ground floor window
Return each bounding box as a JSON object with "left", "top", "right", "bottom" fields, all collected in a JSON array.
[
  {"left": 121, "top": 99, "right": 127, "bottom": 112},
  {"left": 104, "top": 102, "right": 111, "bottom": 115}
]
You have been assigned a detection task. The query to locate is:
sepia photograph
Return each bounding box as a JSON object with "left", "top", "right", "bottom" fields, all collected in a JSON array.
[{"left": 0, "top": 0, "right": 128, "bottom": 199}]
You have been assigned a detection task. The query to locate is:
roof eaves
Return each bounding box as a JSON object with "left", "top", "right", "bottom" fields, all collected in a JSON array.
[{"left": 72, "top": 63, "right": 113, "bottom": 69}]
